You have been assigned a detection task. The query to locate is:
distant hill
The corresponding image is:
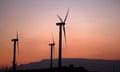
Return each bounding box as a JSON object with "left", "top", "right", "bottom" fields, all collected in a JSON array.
[{"left": 17, "top": 58, "right": 120, "bottom": 72}]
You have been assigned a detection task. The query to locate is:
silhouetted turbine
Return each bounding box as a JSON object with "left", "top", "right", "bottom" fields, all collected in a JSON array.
[
  {"left": 11, "top": 32, "right": 19, "bottom": 72},
  {"left": 48, "top": 34, "right": 55, "bottom": 69},
  {"left": 56, "top": 9, "right": 69, "bottom": 68}
]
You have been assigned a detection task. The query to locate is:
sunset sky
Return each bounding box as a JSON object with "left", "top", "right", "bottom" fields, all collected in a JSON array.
[{"left": 0, "top": 0, "right": 120, "bottom": 67}]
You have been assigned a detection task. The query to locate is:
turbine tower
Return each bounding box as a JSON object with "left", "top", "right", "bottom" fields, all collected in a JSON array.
[
  {"left": 11, "top": 32, "right": 19, "bottom": 72},
  {"left": 56, "top": 9, "right": 69, "bottom": 68},
  {"left": 48, "top": 34, "right": 55, "bottom": 69}
]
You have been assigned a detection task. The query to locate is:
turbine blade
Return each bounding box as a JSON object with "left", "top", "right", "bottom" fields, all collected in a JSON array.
[
  {"left": 51, "top": 33, "right": 55, "bottom": 57},
  {"left": 17, "top": 41, "right": 19, "bottom": 56},
  {"left": 57, "top": 15, "right": 63, "bottom": 22},
  {"left": 16, "top": 31, "right": 19, "bottom": 56},
  {"left": 63, "top": 25, "right": 67, "bottom": 47},
  {"left": 64, "top": 8, "right": 69, "bottom": 23},
  {"left": 53, "top": 45, "right": 55, "bottom": 57},
  {"left": 16, "top": 30, "right": 18, "bottom": 39},
  {"left": 51, "top": 33, "right": 55, "bottom": 43}
]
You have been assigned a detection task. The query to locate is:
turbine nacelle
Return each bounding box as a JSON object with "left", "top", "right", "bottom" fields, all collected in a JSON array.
[
  {"left": 56, "top": 22, "right": 65, "bottom": 26},
  {"left": 49, "top": 43, "right": 55, "bottom": 46},
  {"left": 11, "top": 39, "right": 19, "bottom": 42}
]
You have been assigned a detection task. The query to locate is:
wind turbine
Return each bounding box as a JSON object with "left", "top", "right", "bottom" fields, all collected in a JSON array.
[
  {"left": 11, "top": 32, "right": 19, "bottom": 72},
  {"left": 48, "top": 34, "right": 55, "bottom": 69},
  {"left": 56, "top": 9, "right": 69, "bottom": 68}
]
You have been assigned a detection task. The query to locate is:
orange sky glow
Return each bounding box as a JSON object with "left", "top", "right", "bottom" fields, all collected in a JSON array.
[{"left": 0, "top": 0, "right": 120, "bottom": 67}]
